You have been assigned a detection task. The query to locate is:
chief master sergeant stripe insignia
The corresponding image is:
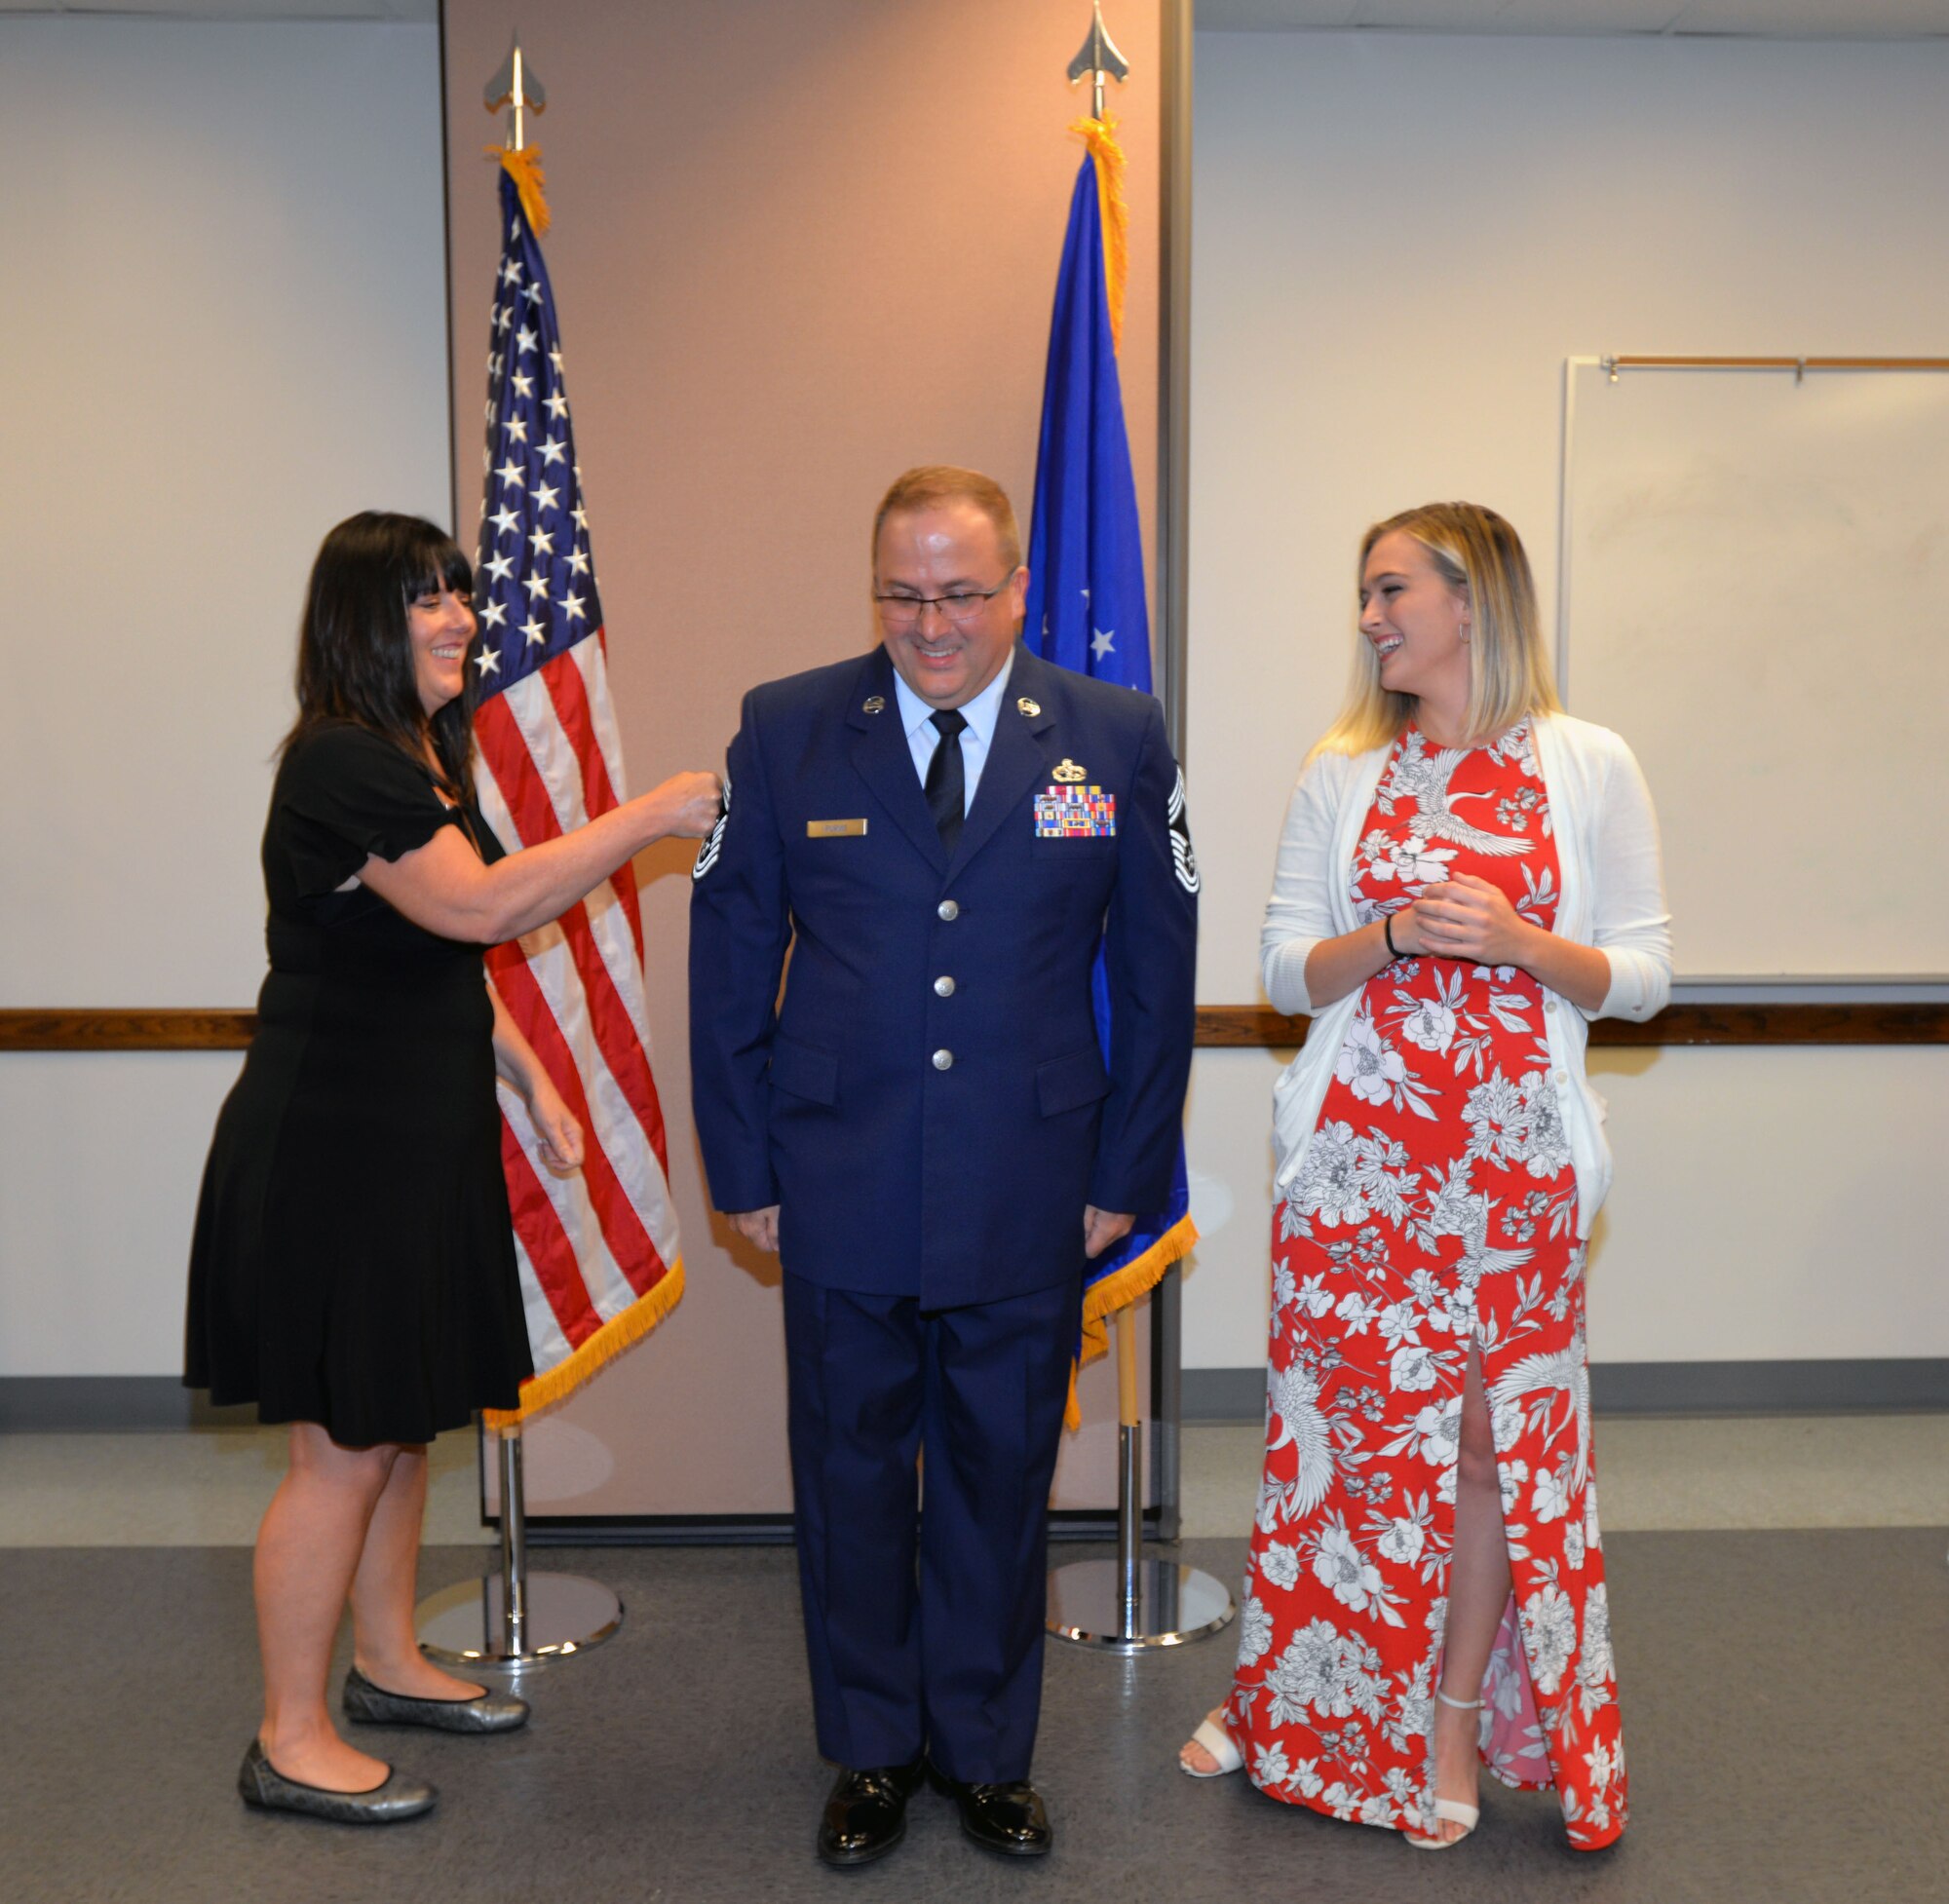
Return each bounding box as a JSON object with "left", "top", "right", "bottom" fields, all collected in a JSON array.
[
  {"left": 1167, "top": 767, "right": 1199, "bottom": 894},
  {"left": 692, "top": 773, "right": 730, "bottom": 881}
]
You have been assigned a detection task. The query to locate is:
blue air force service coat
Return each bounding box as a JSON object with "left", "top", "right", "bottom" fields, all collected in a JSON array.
[{"left": 689, "top": 642, "right": 1197, "bottom": 1309}]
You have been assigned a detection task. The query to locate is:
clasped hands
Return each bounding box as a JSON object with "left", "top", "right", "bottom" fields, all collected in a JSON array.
[
  {"left": 1391, "top": 871, "right": 1537, "bottom": 969},
  {"left": 729, "top": 1204, "right": 1135, "bottom": 1259}
]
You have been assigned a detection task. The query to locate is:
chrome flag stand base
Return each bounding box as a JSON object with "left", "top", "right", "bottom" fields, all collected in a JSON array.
[
  {"left": 416, "top": 1427, "right": 623, "bottom": 1669},
  {"left": 1048, "top": 1308, "right": 1234, "bottom": 1653}
]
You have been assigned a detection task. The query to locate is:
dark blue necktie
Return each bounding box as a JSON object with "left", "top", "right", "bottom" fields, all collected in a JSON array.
[{"left": 924, "top": 707, "right": 970, "bottom": 852}]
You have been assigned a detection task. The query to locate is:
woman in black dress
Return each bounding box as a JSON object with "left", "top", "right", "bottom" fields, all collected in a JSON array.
[{"left": 186, "top": 513, "right": 721, "bottom": 1823}]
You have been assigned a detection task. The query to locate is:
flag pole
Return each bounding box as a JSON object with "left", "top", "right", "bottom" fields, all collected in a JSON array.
[
  {"left": 1043, "top": 7, "right": 1230, "bottom": 1652},
  {"left": 1047, "top": 1296, "right": 1232, "bottom": 1652},
  {"left": 417, "top": 1426, "right": 624, "bottom": 1670},
  {"left": 412, "top": 43, "right": 629, "bottom": 1669}
]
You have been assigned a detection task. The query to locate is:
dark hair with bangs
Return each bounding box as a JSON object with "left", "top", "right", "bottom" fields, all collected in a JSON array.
[{"left": 281, "top": 511, "right": 478, "bottom": 794}]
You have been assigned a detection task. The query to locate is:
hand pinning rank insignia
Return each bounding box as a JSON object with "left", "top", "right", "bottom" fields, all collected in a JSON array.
[{"left": 692, "top": 771, "right": 730, "bottom": 881}]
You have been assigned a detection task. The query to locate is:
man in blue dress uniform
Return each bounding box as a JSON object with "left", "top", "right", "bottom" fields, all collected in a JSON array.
[{"left": 689, "top": 467, "right": 1197, "bottom": 1867}]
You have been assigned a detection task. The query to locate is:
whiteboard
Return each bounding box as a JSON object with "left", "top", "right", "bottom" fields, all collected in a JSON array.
[{"left": 1559, "top": 359, "right": 1949, "bottom": 983}]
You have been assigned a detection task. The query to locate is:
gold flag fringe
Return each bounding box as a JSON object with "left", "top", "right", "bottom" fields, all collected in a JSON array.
[
  {"left": 487, "top": 143, "right": 553, "bottom": 238},
  {"left": 1068, "top": 114, "right": 1129, "bottom": 356},
  {"left": 482, "top": 1259, "right": 684, "bottom": 1429},
  {"left": 1063, "top": 1213, "right": 1200, "bottom": 1430}
]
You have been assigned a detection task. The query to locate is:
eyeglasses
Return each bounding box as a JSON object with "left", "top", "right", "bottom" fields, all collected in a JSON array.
[{"left": 871, "top": 577, "right": 1016, "bottom": 628}]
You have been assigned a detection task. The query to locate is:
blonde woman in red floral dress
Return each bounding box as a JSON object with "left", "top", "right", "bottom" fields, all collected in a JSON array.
[{"left": 1178, "top": 505, "right": 1669, "bottom": 1852}]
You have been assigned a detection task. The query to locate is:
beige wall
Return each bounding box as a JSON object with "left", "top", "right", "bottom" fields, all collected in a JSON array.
[
  {"left": 0, "top": 16, "right": 450, "bottom": 1377},
  {"left": 1181, "top": 27, "right": 1949, "bottom": 1378},
  {"left": 441, "top": 0, "right": 1166, "bottom": 1515}
]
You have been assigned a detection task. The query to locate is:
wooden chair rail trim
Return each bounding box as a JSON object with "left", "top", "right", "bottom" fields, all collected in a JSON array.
[
  {"left": 4, "top": 1003, "right": 1947, "bottom": 1052},
  {"left": 0, "top": 1009, "right": 258, "bottom": 1051},
  {"left": 1196, "top": 1003, "right": 1949, "bottom": 1047}
]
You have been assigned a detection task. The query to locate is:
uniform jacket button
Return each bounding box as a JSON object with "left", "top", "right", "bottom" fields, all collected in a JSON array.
[
  {"left": 937, "top": 898, "right": 959, "bottom": 921},
  {"left": 934, "top": 975, "right": 955, "bottom": 997},
  {"left": 933, "top": 1048, "right": 954, "bottom": 1071}
]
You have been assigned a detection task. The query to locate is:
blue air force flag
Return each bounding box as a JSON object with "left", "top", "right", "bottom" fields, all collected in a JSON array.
[{"left": 1023, "top": 125, "right": 1198, "bottom": 1402}]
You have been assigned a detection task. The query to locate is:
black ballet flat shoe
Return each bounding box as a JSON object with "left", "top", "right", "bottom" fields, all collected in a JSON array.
[
  {"left": 237, "top": 1738, "right": 436, "bottom": 1825},
  {"left": 817, "top": 1759, "right": 926, "bottom": 1867},
  {"left": 927, "top": 1765, "right": 1052, "bottom": 1858},
  {"left": 342, "top": 1664, "right": 529, "bottom": 1734}
]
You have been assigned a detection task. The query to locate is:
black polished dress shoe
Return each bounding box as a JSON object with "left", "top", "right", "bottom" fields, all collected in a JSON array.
[
  {"left": 818, "top": 1760, "right": 926, "bottom": 1867},
  {"left": 342, "top": 1664, "right": 529, "bottom": 1733},
  {"left": 237, "top": 1738, "right": 436, "bottom": 1824},
  {"left": 927, "top": 1766, "right": 1052, "bottom": 1857}
]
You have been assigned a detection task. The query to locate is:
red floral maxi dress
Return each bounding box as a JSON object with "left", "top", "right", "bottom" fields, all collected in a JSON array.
[{"left": 1225, "top": 719, "right": 1625, "bottom": 1850}]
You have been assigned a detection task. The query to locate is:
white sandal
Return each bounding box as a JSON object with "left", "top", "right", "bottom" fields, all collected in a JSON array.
[
  {"left": 1177, "top": 1716, "right": 1242, "bottom": 1779},
  {"left": 1404, "top": 1690, "right": 1482, "bottom": 1849}
]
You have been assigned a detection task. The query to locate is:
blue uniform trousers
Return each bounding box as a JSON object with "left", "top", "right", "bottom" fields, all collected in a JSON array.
[{"left": 782, "top": 1270, "right": 1082, "bottom": 1783}]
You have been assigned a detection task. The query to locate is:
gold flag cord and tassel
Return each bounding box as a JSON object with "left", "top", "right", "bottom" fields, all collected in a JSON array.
[
  {"left": 1069, "top": 114, "right": 1129, "bottom": 354},
  {"left": 1065, "top": 1213, "right": 1199, "bottom": 1429},
  {"left": 483, "top": 1259, "right": 685, "bottom": 1430},
  {"left": 486, "top": 142, "right": 553, "bottom": 237}
]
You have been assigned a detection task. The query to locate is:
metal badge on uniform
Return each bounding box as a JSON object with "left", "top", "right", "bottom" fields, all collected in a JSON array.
[
  {"left": 1051, "top": 758, "right": 1087, "bottom": 783},
  {"left": 1015, "top": 697, "right": 1041, "bottom": 717},
  {"left": 1035, "top": 784, "right": 1117, "bottom": 839},
  {"left": 807, "top": 819, "right": 868, "bottom": 838},
  {"left": 862, "top": 695, "right": 886, "bottom": 713}
]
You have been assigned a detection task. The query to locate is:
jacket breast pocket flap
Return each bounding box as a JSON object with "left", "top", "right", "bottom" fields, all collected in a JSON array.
[
  {"left": 769, "top": 1035, "right": 839, "bottom": 1107},
  {"left": 1037, "top": 1047, "right": 1111, "bottom": 1119}
]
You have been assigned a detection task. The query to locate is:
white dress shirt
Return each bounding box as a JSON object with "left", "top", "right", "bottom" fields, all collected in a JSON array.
[{"left": 890, "top": 650, "right": 1016, "bottom": 816}]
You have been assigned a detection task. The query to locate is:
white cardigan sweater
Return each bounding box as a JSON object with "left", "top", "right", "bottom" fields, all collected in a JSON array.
[{"left": 1261, "top": 711, "right": 1671, "bottom": 1239}]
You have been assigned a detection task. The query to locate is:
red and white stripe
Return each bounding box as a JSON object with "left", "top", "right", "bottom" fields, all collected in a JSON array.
[{"left": 473, "top": 630, "right": 681, "bottom": 1410}]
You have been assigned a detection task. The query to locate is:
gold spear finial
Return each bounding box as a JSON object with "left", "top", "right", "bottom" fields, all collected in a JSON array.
[
  {"left": 483, "top": 32, "right": 547, "bottom": 151},
  {"left": 482, "top": 35, "right": 551, "bottom": 234}
]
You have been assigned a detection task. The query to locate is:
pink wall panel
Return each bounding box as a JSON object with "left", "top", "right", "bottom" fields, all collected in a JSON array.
[{"left": 443, "top": 0, "right": 1165, "bottom": 1519}]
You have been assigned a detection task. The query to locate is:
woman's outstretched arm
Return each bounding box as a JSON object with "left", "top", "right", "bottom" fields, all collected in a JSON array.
[{"left": 358, "top": 770, "right": 722, "bottom": 945}]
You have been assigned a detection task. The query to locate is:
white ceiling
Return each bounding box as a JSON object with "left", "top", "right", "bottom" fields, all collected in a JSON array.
[
  {"left": 1199, "top": 1, "right": 1949, "bottom": 33},
  {"left": 6, "top": 1, "right": 1945, "bottom": 31},
  {"left": 0, "top": 2, "right": 435, "bottom": 19}
]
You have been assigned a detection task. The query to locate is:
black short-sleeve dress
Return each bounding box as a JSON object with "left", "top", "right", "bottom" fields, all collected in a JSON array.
[{"left": 184, "top": 720, "right": 533, "bottom": 1445}]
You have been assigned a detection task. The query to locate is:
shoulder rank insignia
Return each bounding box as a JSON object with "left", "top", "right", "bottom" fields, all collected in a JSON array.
[
  {"left": 692, "top": 772, "right": 731, "bottom": 881},
  {"left": 1051, "top": 758, "right": 1087, "bottom": 783},
  {"left": 1015, "top": 697, "right": 1041, "bottom": 717},
  {"left": 862, "top": 695, "right": 886, "bottom": 713},
  {"left": 1167, "top": 766, "right": 1200, "bottom": 894}
]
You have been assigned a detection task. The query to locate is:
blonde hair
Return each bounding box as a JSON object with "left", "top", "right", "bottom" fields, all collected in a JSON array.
[
  {"left": 872, "top": 465, "right": 1022, "bottom": 574},
  {"left": 1315, "top": 501, "right": 1561, "bottom": 756}
]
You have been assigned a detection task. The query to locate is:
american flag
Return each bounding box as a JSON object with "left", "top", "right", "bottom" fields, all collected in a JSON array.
[{"left": 469, "top": 160, "right": 683, "bottom": 1428}]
